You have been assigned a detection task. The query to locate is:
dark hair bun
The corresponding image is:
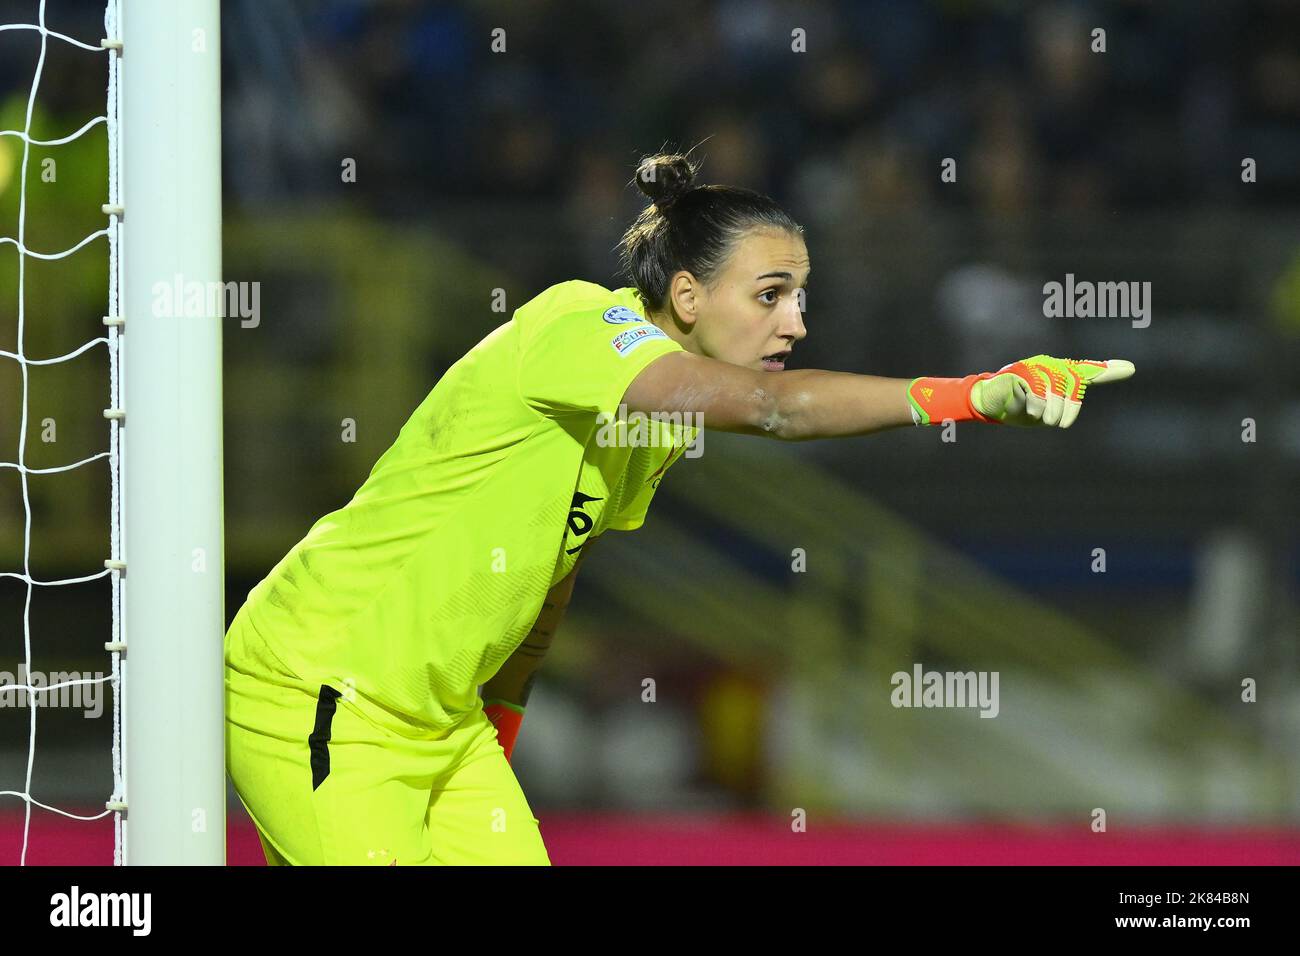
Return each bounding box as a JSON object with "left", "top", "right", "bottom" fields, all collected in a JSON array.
[{"left": 634, "top": 153, "right": 698, "bottom": 209}]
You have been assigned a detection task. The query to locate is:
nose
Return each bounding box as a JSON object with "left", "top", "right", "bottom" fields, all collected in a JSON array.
[{"left": 781, "top": 299, "right": 808, "bottom": 343}]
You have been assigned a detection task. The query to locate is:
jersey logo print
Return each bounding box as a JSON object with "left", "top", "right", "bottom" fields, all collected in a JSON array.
[
  {"left": 610, "top": 324, "right": 667, "bottom": 356},
  {"left": 646, "top": 443, "right": 689, "bottom": 489},
  {"left": 565, "top": 491, "right": 603, "bottom": 553},
  {"left": 603, "top": 305, "right": 643, "bottom": 324}
]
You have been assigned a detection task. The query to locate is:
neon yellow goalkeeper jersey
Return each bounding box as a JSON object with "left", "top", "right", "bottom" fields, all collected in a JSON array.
[{"left": 227, "top": 281, "right": 697, "bottom": 734}]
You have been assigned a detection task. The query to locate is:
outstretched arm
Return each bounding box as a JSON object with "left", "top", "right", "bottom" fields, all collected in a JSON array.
[
  {"left": 622, "top": 351, "right": 1134, "bottom": 440},
  {"left": 623, "top": 351, "right": 912, "bottom": 440}
]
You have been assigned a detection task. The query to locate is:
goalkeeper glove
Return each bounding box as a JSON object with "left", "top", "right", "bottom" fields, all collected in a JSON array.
[
  {"left": 907, "top": 355, "right": 1135, "bottom": 429},
  {"left": 483, "top": 697, "right": 525, "bottom": 764}
]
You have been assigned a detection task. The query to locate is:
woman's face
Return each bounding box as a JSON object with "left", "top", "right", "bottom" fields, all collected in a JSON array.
[{"left": 674, "top": 228, "right": 810, "bottom": 371}]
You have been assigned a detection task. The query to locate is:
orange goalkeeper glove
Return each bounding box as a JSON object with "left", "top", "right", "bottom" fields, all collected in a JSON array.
[
  {"left": 483, "top": 698, "right": 525, "bottom": 763},
  {"left": 908, "top": 355, "right": 1135, "bottom": 429}
]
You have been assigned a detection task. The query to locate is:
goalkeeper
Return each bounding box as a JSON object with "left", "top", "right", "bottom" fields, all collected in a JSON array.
[{"left": 225, "top": 151, "right": 1134, "bottom": 866}]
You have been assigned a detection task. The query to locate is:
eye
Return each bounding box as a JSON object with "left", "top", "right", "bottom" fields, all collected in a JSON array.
[{"left": 758, "top": 288, "right": 779, "bottom": 305}]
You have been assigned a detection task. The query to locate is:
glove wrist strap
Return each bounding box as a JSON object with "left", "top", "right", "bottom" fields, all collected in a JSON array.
[
  {"left": 483, "top": 698, "right": 524, "bottom": 763},
  {"left": 907, "top": 373, "right": 997, "bottom": 425}
]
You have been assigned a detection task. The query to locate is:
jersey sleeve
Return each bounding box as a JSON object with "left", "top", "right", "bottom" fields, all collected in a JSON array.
[
  {"left": 605, "top": 490, "right": 655, "bottom": 532},
  {"left": 603, "top": 423, "right": 699, "bottom": 532},
  {"left": 603, "top": 468, "right": 661, "bottom": 532},
  {"left": 516, "top": 294, "right": 684, "bottom": 420}
]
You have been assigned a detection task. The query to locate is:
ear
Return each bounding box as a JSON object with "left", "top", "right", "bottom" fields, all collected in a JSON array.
[{"left": 666, "top": 271, "right": 700, "bottom": 328}]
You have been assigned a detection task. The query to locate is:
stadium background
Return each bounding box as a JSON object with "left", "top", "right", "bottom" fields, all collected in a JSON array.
[{"left": 2, "top": 0, "right": 1299, "bottom": 864}]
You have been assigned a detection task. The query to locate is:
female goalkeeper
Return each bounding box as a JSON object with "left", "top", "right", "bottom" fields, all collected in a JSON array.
[{"left": 225, "top": 152, "right": 1134, "bottom": 866}]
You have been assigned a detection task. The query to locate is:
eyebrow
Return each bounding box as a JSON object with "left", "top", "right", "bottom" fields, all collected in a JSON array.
[{"left": 756, "top": 270, "right": 811, "bottom": 284}]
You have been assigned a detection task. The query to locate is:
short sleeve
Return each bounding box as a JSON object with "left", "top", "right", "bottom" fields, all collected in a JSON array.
[
  {"left": 603, "top": 423, "right": 699, "bottom": 532},
  {"left": 605, "top": 495, "right": 653, "bottom": 532},
  {"left": 516, "top": 294, "right": 684, "bottom": 419},
  {"left": 605, "top": 472, "right": 659, "bottom": 532}
]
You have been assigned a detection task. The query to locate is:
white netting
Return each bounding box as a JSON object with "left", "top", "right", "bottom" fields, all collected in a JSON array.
[{"left": 0, "top": 0, "right": 124, "bottom": 865}]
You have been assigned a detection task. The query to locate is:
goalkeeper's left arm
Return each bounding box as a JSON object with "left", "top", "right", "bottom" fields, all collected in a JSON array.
[{"left": 480, "top": 536, "right": 595, "bottom": 763}]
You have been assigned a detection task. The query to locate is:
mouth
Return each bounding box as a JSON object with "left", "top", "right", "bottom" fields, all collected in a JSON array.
[{"left": 761, "top": 350, "right": 791, "bottom": 371}]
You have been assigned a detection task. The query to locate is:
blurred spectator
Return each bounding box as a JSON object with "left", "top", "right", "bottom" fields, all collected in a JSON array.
[{"left": 214, "top": 0, "right": 1300, "bottom": 218}]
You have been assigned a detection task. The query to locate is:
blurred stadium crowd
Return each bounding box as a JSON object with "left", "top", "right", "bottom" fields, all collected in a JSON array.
[{"left": 223, "top": 0, "right": 1300, "bottom": 215}]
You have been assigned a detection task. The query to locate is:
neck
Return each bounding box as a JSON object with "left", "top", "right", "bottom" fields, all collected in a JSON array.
[{"left": 645, "top": 307, "right": 701, "bottom": 356}]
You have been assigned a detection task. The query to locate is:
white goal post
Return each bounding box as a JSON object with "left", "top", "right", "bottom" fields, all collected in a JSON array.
[{"left": 121, "top": 0, "right": 225, "bottom": 865}]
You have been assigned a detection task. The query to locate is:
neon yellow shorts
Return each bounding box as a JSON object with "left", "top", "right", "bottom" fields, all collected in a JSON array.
[{"left": 225, "top": 660, "right": 550, "bottom": 866}]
